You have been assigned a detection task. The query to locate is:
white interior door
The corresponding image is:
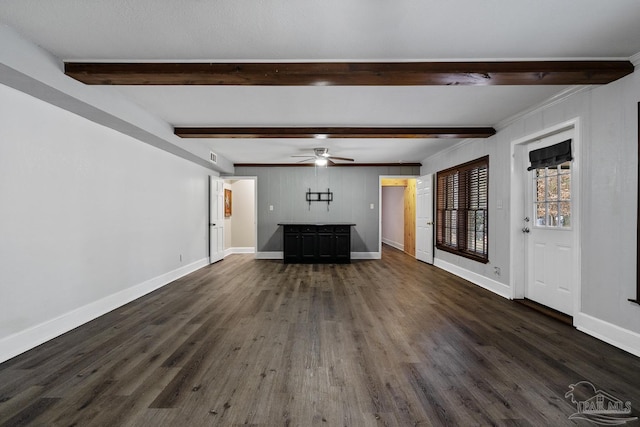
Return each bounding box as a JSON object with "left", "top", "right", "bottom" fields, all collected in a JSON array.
[
  {"left": 209, "top": 176, "right": 225, "bottom": 264},
  {"left": 524, "top": 129, "right": 574, "bottom": 315},
  {"left": 416, "top": 174, "right": 434, "bottom": 264}
]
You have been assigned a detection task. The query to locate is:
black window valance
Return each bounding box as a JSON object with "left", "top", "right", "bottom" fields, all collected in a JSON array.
[{"left": 528, "top": 139, "right": 572, "bottom": 171}]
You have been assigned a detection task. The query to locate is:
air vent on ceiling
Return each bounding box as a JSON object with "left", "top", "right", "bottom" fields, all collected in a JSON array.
[{"left": 210, "top": 151, "right": 218, "bottom": 164}]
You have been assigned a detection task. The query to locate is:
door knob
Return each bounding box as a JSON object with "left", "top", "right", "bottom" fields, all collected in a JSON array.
[
  {"left": 210, "top": 223, "right": 216, "bottom": 226},
  {"left": 427, "top": 221, "right": 433, "bottom": 226},
  {"left": 522, "top": 227, "right": 530, "bottom": 233}
]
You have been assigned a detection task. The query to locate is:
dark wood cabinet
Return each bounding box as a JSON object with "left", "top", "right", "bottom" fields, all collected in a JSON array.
[{"left": 280, "top": 223, "right": 354, "bottom": 264}]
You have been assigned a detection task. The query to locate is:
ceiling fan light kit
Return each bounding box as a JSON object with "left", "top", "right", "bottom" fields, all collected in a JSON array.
[{"left": 292, "top": 147, "right": 355, "bottom": 166}]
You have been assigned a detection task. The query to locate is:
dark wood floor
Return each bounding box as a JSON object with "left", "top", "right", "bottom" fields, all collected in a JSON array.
[{"left": 1, "top": 246, "right": 639, "bottom": 426}]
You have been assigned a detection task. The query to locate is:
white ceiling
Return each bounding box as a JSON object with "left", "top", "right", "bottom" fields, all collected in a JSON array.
[{"left": 2, "top": 0, "right": 640, "bottom": 165}]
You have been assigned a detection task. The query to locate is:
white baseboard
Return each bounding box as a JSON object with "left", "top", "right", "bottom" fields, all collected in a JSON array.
[
  {"left": 224, "top": 247, "right": 255, "bottom": 257},
  {"left": 256, "top": 251, "right": 283, "bottom": 260},
  {"left": 575, "top": 312, "right": 640, "bottom": 358},
  {"left": 434, "top": 258, "right": 512, "bottom": 299},
  {"left": 381, "top": 238, "right": 404, "bottom": 252},
  {"left": 434, "top": 259, "right": 640, "bottom": 358},
  {"left": 352, "top": 252, "right": 381, "bottom": 260},
  {"left": 0, "top": 257, "right": 209, "bottom": 364}
]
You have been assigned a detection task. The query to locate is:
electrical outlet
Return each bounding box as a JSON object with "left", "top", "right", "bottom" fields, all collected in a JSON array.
[
  {"left": 370, "top": 203, "right": 375, "bottom": 209},
  {"left": 494, "top": 266, "right": 501, "bottom": 276},
  {"left": 269, "top": 205, "right": 274, "bottom": 211}
]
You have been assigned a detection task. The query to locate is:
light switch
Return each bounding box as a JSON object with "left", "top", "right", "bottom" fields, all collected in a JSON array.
[
  {"left": 269, "top": 205, "right": 274, "bottom": 211},
  {"left": 370, "top": 203, "right": 375, "bottom": 210},
  {"left": 496, "top": 199, "right": 503, "bottom": 209}
]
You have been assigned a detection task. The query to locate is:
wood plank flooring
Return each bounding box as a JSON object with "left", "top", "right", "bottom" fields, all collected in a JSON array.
[{"left": 1, "top": 245, "right": 639, "bottom": 426}]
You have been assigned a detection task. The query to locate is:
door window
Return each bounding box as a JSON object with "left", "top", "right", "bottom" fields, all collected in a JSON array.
[{"left": 533, "top": 161, "right": 571, "bottom": 229}]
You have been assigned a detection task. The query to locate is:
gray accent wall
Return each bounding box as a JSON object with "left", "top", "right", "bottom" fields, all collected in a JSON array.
[{"left": 232, "top": 166, "right": 420, "bottom": 253}]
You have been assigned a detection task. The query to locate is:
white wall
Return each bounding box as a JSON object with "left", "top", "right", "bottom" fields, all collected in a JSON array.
[
  {"left": 381, "top": 187, "right": 405, "bottom": 251},
  {"left": 421, "top": 136, "right": 506, "bottom": 296},
  {"left": 421, "top": 66, "right": 640, "bottom": 356},
  {"left": 0, "top": 83, "right": 212, "bottom": 362}
]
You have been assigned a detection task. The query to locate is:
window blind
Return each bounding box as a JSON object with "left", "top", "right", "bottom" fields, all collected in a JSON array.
[
  {"left": 528, "top": 139, "right": 572, "bottom": 171},
  {"left": 436, "top": 156, "right": 489, "bottom": 263}
]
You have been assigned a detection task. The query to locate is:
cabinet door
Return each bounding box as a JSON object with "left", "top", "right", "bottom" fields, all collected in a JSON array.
[
  {"left": 300, "top": 232, "right": 317, "bottom": 261},
  {"left": 335, "top": 232, "right": 351, "bottom": 262},
  {"left": 317, "top": 231, "right": 335, "bottom": 260},
  {"left": 283, "top": 227, "right": 302, "bottom": 262}
]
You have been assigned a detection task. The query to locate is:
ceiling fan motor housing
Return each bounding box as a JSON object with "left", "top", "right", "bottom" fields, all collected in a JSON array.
[{"left": 314, "top": 148, "right": 330, "bottom": 157}]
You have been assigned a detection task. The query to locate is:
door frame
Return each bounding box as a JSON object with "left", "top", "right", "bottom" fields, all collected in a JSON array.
[
  {"left": 219, "top": 175, "right": 258, "bottom": 259},
  {"left": 378, "top": 175, "right": 419, "bottom": 256},
  {"left": 509, "top": 118, "right": 582, "bottom": 319}
]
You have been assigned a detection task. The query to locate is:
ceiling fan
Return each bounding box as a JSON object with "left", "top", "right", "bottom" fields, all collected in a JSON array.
[{"left": 292, "top": 147, "right": 355, "bottom": 166}]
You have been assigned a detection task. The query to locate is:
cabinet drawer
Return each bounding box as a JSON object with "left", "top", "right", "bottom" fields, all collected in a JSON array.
[
  {"left": 284, "top": 225, "right": 300, "bottom": 233},
  {"left": 334, "top": 225, "right": 351, "bottom": 233},
  {"left": 301, "top": 225, "right": 316, "bottom": 233},
  {"left": 317, "top": 225, "right": 333, "bottom": 233}
]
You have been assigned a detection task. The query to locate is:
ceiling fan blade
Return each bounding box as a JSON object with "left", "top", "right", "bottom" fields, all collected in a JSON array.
[
  {"left": 291, "top": 155, "right": 315, "bottom": 157},
  {"left": 328, "top": 159, "right": 336, "bottom": 166},
  {"left": 327, "top": 156, "right": 354, "bottom": 162},
  {"left": 296, "top": 158, "right": 315, "bottom": 163}
]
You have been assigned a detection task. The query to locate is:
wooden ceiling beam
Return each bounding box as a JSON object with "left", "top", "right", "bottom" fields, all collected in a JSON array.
[
  {"left": 174, "top": 126, "right": 496, "bottom": 139},
  {"left": 64, "top": 61, "right": 633, "bottom": 86}
]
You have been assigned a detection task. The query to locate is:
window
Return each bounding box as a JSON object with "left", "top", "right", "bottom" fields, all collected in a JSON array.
[
  {"left": 533, "top": 161, "right": 571, "bottom": 229},
  {"left": 436, "top": 156, "right": 489, "bottom": 263}
]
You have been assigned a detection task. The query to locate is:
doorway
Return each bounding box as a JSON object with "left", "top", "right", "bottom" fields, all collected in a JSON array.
[
  {"left": 379, "top": 176, "right": 417, "bottom": 257},
  {"left": 510, "top": 120, "right": 581, "bottom": 318},
  {"left": 222, "top": 176, "right": 257, "bottom": 257}
]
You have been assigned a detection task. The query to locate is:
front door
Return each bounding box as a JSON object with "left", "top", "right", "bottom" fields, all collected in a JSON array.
[
  {"left": 524, "top": 129, "right": 575, "bottom": 315},
  {"left": 209, "top": 176, "right": 225, "bottom": 264},
  {"left": 416, "top": 174, "right": 434, "bottom": 264}
]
